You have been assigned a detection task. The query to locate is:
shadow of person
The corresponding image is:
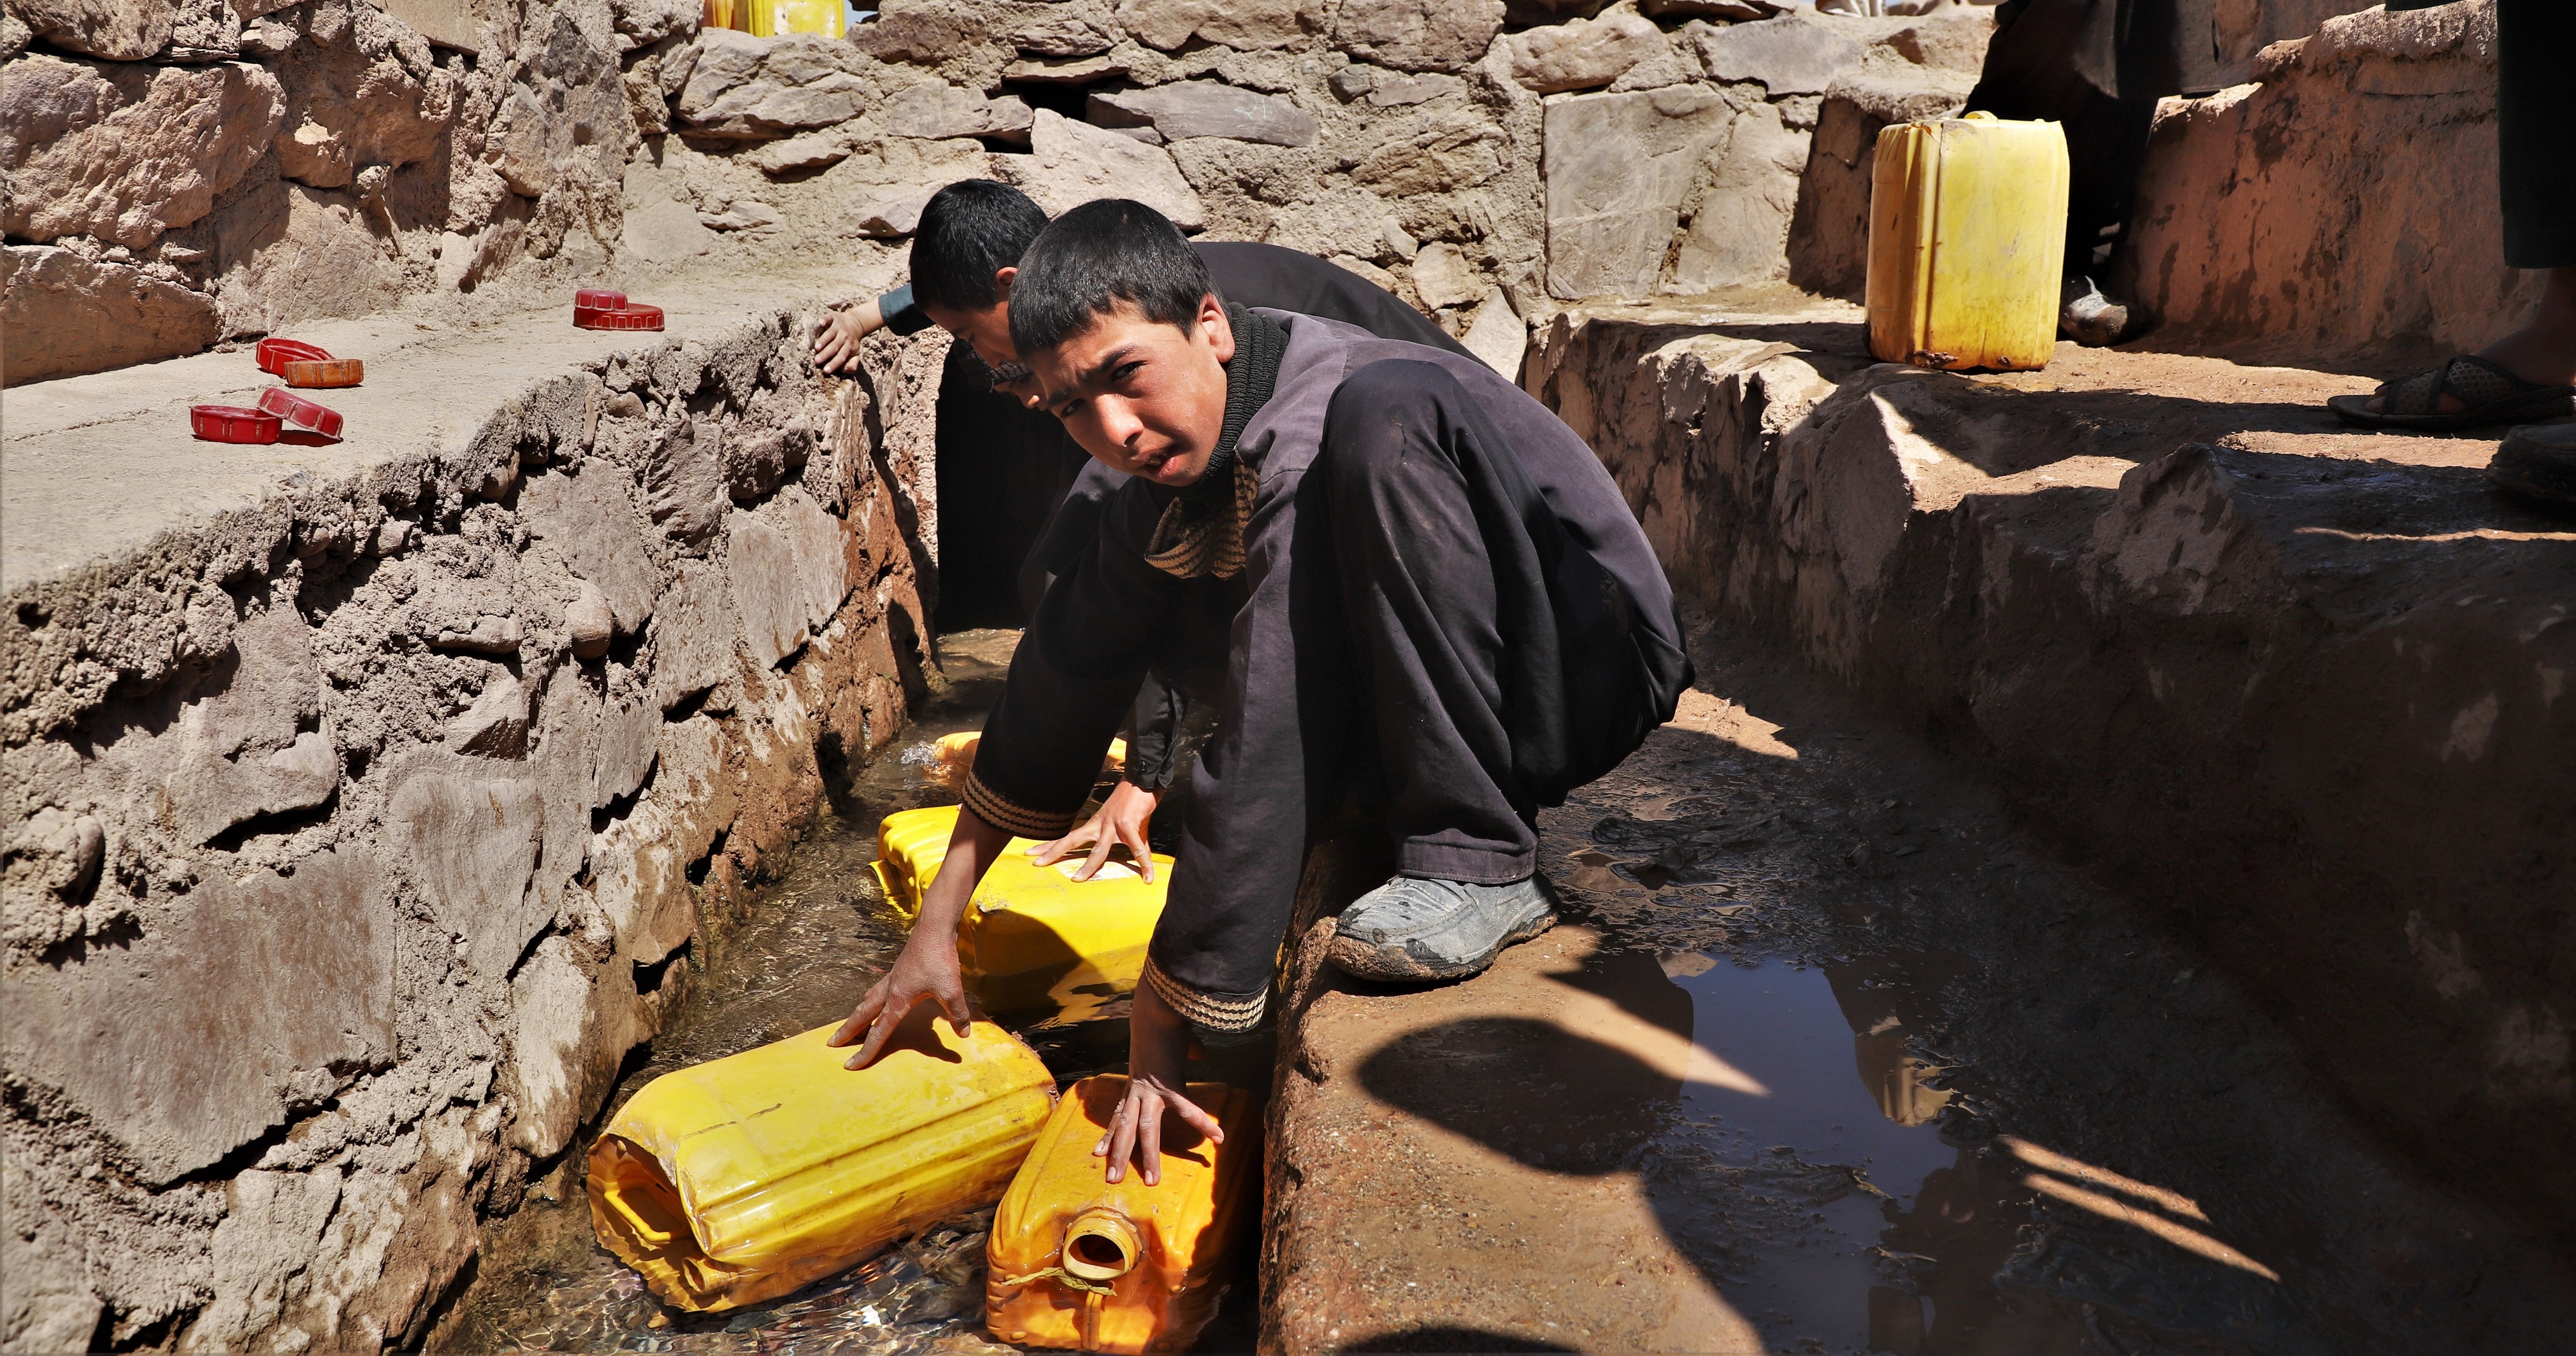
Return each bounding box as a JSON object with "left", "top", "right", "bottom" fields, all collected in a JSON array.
[
  {"left": 1341, "top": 1327, "right": 1579, "bottom": 1352},
  {"left": 1353, "top": 946, "right": 1688, "bottom": 1174}
]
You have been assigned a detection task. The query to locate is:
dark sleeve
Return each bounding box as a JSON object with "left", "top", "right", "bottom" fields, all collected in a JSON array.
[
  {"left": 879, "top": 283, "right": 935, "bottom": 336},
  {"left": 1016, "top": 457, "right": 1130, "bottom": 618},
  {"left": 1196, "top": 241, "right": 1479, "bottom": 360},
  {"left": 1120, "top": 671, "right": 1191, "bottom": 792},
  {"left": 964, "top": 487, "right": 1184, "bottom": 839}
]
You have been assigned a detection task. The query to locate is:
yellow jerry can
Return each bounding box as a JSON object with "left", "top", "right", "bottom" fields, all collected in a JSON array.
[
  {"left": 588, "top": 1014, "right": 1056, "bottom": 1312},
  {"left": 733, "top": 0, "right": 845, "bottom": 36},
  {"left": 702, "top": 0, "right": 736, "bottom": 30},
  {"left": 1865, "top": 112, "right": 2070, "bottom": 373},
  {"left": 926, "top": 732, "right": 1124, "bottom": 792},
  {"left": 870, "top": 804, "right": 1171, "bottom": 1023},
  {"left": 987, "top": 1076, "right": 1262, "bottom": 1353}
]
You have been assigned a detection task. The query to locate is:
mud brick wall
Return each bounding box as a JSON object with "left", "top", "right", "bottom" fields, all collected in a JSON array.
[{"left": 0, "top": 313, "right": 946, "bottom": 1352}]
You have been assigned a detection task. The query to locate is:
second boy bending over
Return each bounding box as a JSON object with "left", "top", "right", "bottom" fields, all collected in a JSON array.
[{"left": 833, "top": 201, "right": 1690, "bottom": 1182}]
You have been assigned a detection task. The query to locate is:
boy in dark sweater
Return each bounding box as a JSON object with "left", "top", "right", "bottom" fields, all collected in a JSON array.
[
  {"left": 813, "top": 180, "right": 1476, "bottom": 877},
  {"left": 834, "top": 201, "right": 1688, "bottom": 1182}
]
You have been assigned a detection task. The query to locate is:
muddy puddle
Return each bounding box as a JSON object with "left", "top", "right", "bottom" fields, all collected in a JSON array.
[{"left": 433, "top": 631, "right": 1254, "bottom": 1356}]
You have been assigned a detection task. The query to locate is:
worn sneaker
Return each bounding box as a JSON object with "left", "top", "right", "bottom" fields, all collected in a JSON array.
[
  {"left": 2059, "top": 275, "right": 2132, "bottom": 348},
  {"left": 2488, "top": 422, "right": 2576, "bottom": 512},
  {"left": 1327, "top": 874, "right": 1558, "bottom": 983}
]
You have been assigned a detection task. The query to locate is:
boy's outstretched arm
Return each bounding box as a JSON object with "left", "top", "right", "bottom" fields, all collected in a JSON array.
[
  {"left": 829, "top": 804, "right": 1012, "bottom": 1067},
  {"left": 811, "top": 296, "right": 886, "bottom": 375}
]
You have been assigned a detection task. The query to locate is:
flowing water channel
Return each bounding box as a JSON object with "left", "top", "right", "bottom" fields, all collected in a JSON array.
[{"left": 436, "top": 627, "right": 2574, "bottom": 1355}]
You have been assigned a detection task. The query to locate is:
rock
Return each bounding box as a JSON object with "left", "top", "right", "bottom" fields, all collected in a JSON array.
[
  {"left": 377, "top": 0, "right": 479, "bottom": 52},
  {"left": 145, "top": 603, "right": 340, "bottom": 845},
  {"left": 1685, "top": 11, "right": 1867, "bottom": 95},
  {"left": 1410, "top": 241, "right": 1482, "bottom": 310},
  {"left": 700, "top": 199, "right": 781, "bottom": 232},
  {"left": 4, "top": 808, "right": 104, "bottom": 906},
  {"left": 1088, "top": 80, "right": 1318, "bottom": 147},
  {"left": 521, "top": 466, "right": 659, "bottom": 636},
  {"left": 505, "top": 934, "right": 649, "bottom": 1158},
  {"left": 1, "top": 848, "right": 394, "bottom": 1183},
  {"left": 1000, "top": 50, "right": 1130, "bottom": 84},
  {"left": 566, "top": 581, "right": 614, "bottom": 658},
  {"left": 849, "top": 0, "right": 998, "bottom": 72},
  {"left": 447, "top": 671, "right": 533, "bottom": 757},
  {"left": 1460, "top": 285, "right": 1526, "bottom": 378},
  {"left": 1640, "top": 0, "right": 1774, "bottom": 17},
  {"left": 0, "top": 54, "right": 285, "bottom": 248},
  {"left": 1357, "top": 68, "right": 1462, "bottom": 106},
  {"left": 1506, "top": 0, "right": 1613, "bottom": 20},
  {"left": 388, "top": 771, "right": 549, "bottom": 978},
  {"left": 1506, "top": 3, "right": 1669, "bottom": 94},
  {"left": 593, "top": 692, "right": 660, "bottom": 810},
  {"left": 1351, "top": 106, "right": 1504, "bottom": 197},
  {"left": 607, "top": 0, "right": 694, "bottom": 50},
  {"left": 856, "top": 192, "right": 932, "bottom": 237},
  {"left": 268, "top": 9, "right": 462, "bottom": 191},
  {"left": 163, "top": 729, "right": 337, "bottom": 845},
  {"left": 187, "top": 1169, "right": 346, "bottom": 1353},
  {"left": 3, "top": 0, "right": 177, "bottom": 60},
  {"left": 2117, "top": 2, "right": 2525, "bottom": 365},
  {"left": 1115, "top": 0, "right": 1315, "bottom": 52},
  {"left": 882, "top": 80, "right": 1035, "bottom": 141},
  {"left": 1330, "top": 253, "right": 1401, "bottom": 294},
  {"left": 640, "top": 418, "right": 727, "bottom": 546},
  {"left": 1668, "top": 97, "right": 1808, "bottom": 290},
  {"left": 484, "top": 14, "right": 628, "bottom": 196},
  {"left": 429, "top": 613, "right": 524, "bottom": 654},
  {"left": 1332, "top": 0, "right": 1505, "bottom": 74},
  {"left": 677, "top": 28, "right": 875, "bottom": 138},
  {"left": 777, "top": 486, "right": 855, "bottom": 634},
  {"left": 205, "top": 180, "right": 406, "bottom": 339},
  {"left": 1543, "top": 85, "right": 1732, "bottom": 297},
  {"left": 0, "top": 244, "right": 219, "bottom": 385},
  {"left": 1013, "top": 11, "right": 1114, "bottom": 57},
  {"left": 722, "top": 419, "right": 814, "bottom": 503},
  {"left": 620, "top": 157, "right": 714, "bottom": 263},
  {"left": 651, "top": 559, "right": 738, "bottom": 710},
  {"left": 991, "top": 108, "right": 1207, "bottom": 231},
  {"left": 1381, "top": 215, "right": 1419, "bottom": 260},
  {"left": 1787, "top": 77, "right": 1970, "bottom": 300}
]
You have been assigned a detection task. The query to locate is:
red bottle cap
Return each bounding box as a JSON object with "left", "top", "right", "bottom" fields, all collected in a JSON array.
[
  {"left": 282, "top": 357, "right": 364, "bottom": 388},
  {"left": 255, "top": 338, "right": 331, "bottom": 375},
  {"left": 191, "top": 404, "right": 282, "bottom": 443},
  {"left": 575, "top": 289, "right": 628, "bottom": 310},
  {"left": 257, "top": 387, "right": 345, "bottom": 441},
  {"left": 577, "top": 303, "right": 665, "bottom": 332}
]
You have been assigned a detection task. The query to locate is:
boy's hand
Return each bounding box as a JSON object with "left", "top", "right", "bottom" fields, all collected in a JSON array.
[
  {"left": 811, "top": 297, "right": 885, "bottom": 375},
  {"left": 1030, "top": 780, "right": 1162, "bottom": 883},
  {"left": 1095, "top": 980, "right": 1223, "bottom": 1186},
  {"left": 831, "top": 804, "right": 1009, "bottom": 1069},
  {"left": 828, "top": 929, "right": 970, "bottom": 1069}
]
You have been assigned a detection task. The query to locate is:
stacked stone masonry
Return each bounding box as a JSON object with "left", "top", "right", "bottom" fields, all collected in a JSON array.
[{"left": 0, "top": 303, "right": 949, "bottom": 1352}]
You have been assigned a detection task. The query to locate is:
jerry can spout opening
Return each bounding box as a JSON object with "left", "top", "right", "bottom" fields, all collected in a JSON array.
[{"left": 1063, "top": 1208, "right": 1142, "bottom": 1282}]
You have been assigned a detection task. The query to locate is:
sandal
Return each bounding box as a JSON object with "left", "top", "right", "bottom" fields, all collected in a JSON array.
[{"left": 2328, "top": 354, "right": 2575, "bottom": 431}]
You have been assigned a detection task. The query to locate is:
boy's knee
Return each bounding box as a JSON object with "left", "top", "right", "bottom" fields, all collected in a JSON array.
[{"left": 1324, "top": 359, "right": 1468, "bottom": 485}]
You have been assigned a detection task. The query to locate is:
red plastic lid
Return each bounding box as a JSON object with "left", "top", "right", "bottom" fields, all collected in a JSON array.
[
  {"left": 255, "top": 338, "right": 331, "bottom": 375},
  {"left": 257, "top": 386, "right": 344, "bottom": 441},
  {"left": 575, "top": 289, "right": 628, "bottom": 310},
  {"left": 282, "top": 357, "right": 364, "bottom": 388},
  {"left": 577, "top": 303, "right": 665, "bottom": 332},
  {"left": 192, "top": 404, "right": 282, "bottom": 443}
]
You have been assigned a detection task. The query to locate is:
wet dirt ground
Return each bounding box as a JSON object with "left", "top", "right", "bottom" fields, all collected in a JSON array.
[
  {"left": 436, "top": 621, "right": 2576, "bottom": 1355},
  {"left": 1274, "top": 611, "right": 2576, "bottom": 1353}
]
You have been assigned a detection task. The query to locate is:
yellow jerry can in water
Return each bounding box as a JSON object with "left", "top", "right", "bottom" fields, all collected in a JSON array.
[
  {"left": 870, "top": 804, "right": 1171, "bottom": 1022},
  {"left": 925, "top": 732, "right": 1124, "bottom": 792},
  {"left": 1865, "top": 112, "right": 2069, "bottom": 372},
  {"left": 588, "top": 1014, "right": 1056, "bottom": 1311},
  {"left": 987, "top": 1076, "right": 1262, "bottom": 1353}
]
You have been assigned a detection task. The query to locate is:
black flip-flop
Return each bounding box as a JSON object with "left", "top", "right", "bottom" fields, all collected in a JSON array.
[{"left": 2327, "top": 354, "right": 2575, "bottom": 432}]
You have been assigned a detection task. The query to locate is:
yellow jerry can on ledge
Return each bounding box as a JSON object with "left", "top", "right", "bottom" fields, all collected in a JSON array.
[
  {"left": 870, "top": 803, "right": 1171, "bottom": 1023},
  {"left": 588, "top": 1014, "right": 1056, "bottom": 1311},
  {"left": 987, "top": 1076, "right": 1262, "bottom": 1353},
  {"left": 705, "top": 0, "right": 844, "bottom": 37},
  {"left": 1865, "top": 112, "right": 2070, "bottom": 373}
]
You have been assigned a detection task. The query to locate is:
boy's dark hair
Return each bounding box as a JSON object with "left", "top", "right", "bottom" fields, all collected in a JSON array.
[
  {"left": 910, "top": 180, "right": 1051, "bottom": 312},
  {"left": 1007, "top": 199, "right": 1219, "bottom": 356}
]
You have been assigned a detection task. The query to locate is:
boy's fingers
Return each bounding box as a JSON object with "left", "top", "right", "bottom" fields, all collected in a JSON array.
[
  {"left": 935, "top": 981, "right": 974, "bottom": 1038},
  {"left": 1103, "top": 1097, "right": 1137, "bottom": 1183},
  {"left": 1137, "top": 1090, "right": 1163, "bottom": 1187},
  {"left": 1166, "top": 1089, "right": 1225, "bottom": 1143},
  {"left": 1122, "top": 820, "right": 1155, "bottom": 883},
  {"left": 828, "top": 985, "right": 885, "bottom": 1047},
  {"left": 1074, "top": 832, "right": 1113, "bottom": 882}
]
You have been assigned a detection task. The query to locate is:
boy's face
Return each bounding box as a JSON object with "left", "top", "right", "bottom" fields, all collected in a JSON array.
[
  {"left": 921, "top": 266, "right": 1039, "bottom": 404},
  {"left": 1028, "top": 295, "right": 1235, "bottom": 489}
]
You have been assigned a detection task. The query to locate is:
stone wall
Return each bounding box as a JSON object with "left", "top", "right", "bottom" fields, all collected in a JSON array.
[
  {"left": 0, "top": 310, "right": 945, "bottom": 1352},
  {"left": 2118, "top": 0, "right": 2541, "bottom": 369},
  {"left": 1527, "top": 305, "right": 2576, "bottom": 1247},
  {"left": 3, "top": 0, "right": 1997, "bottom": 387}
]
